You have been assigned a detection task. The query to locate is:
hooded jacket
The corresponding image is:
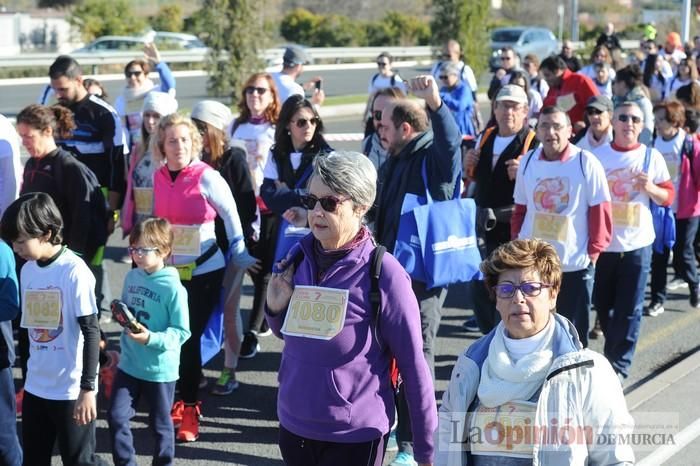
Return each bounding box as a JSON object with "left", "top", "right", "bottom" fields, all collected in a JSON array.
[{"left": 435, "top": 314, "right": 635, "bottom": 466}]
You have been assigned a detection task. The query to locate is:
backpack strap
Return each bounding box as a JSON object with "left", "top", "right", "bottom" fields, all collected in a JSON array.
[
  {"left": 521, "top": 130, "right": 537, "bottom": 156},
  {"left": 371, "top": 73, "right": 379, "bottom": 86},
  {"left": 370, "top": 245, "right": 387, "bottom": 346},
  {"left": 467, "top": 126, "right": 497, "bottom": 178}
]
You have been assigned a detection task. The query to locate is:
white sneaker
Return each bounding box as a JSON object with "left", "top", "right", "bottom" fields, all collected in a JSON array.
[
  {"left": 644, "top": 302, "right": 665, "bottom": 317},
  {"left": 667, "top": 278, "right": 688, "bottom": 291}
]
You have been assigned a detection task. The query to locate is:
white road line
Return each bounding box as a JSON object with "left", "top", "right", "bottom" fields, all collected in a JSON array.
[{"left": 637, "top": 417, "right": 700, "bottom": 466}]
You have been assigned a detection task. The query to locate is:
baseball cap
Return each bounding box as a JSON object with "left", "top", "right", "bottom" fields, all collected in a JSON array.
[
  {"left": 283, "top": 46, "right": 310, "bottom": 66},
  {"left": 191, "top": 100, "right": 232, "bottom": 131},
  {"left": 586, "top": 95, "right": 613, "bottom": 113},
  {"left": 495, "top": 84, "right": 528, "bottom": 105}
]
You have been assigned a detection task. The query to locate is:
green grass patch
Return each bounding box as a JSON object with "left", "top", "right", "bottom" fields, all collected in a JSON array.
[{"left": 324, "top": 94, "right": 367, "bottom": 106}]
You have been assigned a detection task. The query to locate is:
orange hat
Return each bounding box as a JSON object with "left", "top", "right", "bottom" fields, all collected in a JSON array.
[{"left": 666, "top": 32, "right": 682, "bottom": 49}]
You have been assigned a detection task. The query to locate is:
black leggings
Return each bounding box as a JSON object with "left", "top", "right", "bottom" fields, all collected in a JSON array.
[
  {"left": 179, "top": 268, "right": 224, "bottom": 404},
  {"left": 247, "top": 214, "right": 279, "bottom": 333}
]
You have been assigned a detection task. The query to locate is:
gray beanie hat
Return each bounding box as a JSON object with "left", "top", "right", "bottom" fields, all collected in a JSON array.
[
  {"left": 191, "top": 100, "right": 232, "bottom": 131},
  {"left": 142, "top": 91, "right": 178, "bottom": 116}
]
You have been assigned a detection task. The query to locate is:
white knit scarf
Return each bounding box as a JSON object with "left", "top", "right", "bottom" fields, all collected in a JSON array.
[{"left": 477, "top": 317, "right": 555, "bottom": 407}]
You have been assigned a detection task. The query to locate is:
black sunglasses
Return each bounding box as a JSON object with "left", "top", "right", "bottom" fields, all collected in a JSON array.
[
  {"left": 293, "top": 117, "right": 320, "bottom": 128},
  {"left": 194, "top": 121, "right": 207, "bottom": 136},
  {"left": 244, "top": 86, "right": 268, "bottom": 95},
  {"left": 377, "top": 61, "right": 389, "bottom": 66},
  {"left": 373, "top": 110, "right": 382, "bottom": 121},
  {"left": 439, "top": 75, "right": 449, "bottom": 80},
  {"left": 586, "top": 108, "right": 603, "bottom": 116},
  {"left": 300, "top": 194, "right": 349, "bottom": 212},
  {"left": 125, "top": 70, "right": 143, "bottom": 78},
  {"left": 617, "top": 114, "right": 642, "bottom": 124}
]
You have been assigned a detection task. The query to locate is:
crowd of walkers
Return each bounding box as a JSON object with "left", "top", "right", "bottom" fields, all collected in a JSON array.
[{"left": 0, "top": 26, "right": 697, "bottom": 465}]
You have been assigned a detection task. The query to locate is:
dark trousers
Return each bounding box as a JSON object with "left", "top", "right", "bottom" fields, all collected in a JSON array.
[
  {"left": 108, "top": 370, "right": 176, "bottom": 466},
  {"left": 395, "top": 280, "right": 446, "bottom": 455},
  {"left": 247, "top": 213, "right": 278, "bottom": 333},
  {"left": 470, "top": 280, "right": 501, "bottom": 334},
  {"left": 650, "top": 216, "right": 700, "bottom": 303},
  {"left": 22, "top": 390, "right": 104, "bottom": 466},
  {"left": 180, "top": 268, "right": 224, "bottom": 404},
  {"left": 593, "top": 246, "right": 651, "bottom": 378},
  {"left": 279, "top": 424, "right": 388, "bottom": 466},
  {"left": 556, "top": 263, "right": 595, "bottom": 348},
  {"left": 88, "top": 261, "right": 111, "bottom": 315},
  {"left": 0, "top": 367, "right": 21, "bottom": 466}
]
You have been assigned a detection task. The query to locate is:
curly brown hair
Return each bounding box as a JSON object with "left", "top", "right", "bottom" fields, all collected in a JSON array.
[
  {"left": 481, "top": 239, "right": 562, "bottom": 301},
  {"left": 235, "top": 73, "right": 280, "bottom": 126}
]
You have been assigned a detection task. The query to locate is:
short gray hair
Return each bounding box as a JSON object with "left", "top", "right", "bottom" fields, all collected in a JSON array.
[{"left": 311, "top": 151, "right": 377, "bottom": 208}]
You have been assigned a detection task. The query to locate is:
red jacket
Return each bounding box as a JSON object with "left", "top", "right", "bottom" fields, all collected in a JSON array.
[{"left": 543, "top": 69, "right": 599, "bottom": 129}]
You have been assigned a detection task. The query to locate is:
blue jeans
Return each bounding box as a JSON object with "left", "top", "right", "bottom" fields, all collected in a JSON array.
[
  {"left": 650, "top": 216, "right": 700, "bottom": 304},
  {"left": 0, "top": 367, "right": 21, "bottom": 466},
  {"left": 556, "top": 263, "right": 595, "bottom": 348},
  {"left": 108, "top": 369, "right": 176, "bottom": 466},
  {"left": 593, "top": 246, "right": 652, "bottom": 378}
]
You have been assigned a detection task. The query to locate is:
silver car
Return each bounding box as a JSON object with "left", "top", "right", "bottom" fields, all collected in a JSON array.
[{"left": 489, "top": 26, "right": 559, "bottom": 70}]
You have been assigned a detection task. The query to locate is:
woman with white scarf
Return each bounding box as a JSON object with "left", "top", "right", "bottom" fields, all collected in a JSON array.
[
  {"left": 114, "top": 42, "right": 176, "bottom": 150},
  {"left": 435, "top": 239, "right": 634, "bottom": 466}
]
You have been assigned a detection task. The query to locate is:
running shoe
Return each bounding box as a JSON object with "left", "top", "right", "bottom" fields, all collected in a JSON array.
[
  {"left": 389, "top": 451, "right": 417, "bottom": 466},
  {"left": 667, "top": 277, "right": 688, "bottom": 291},
  {"left": 644, "top": 302, "right": 665, "bottom": 317},
  {"left": 240, "top": 332, "right": 260, "bottom": 359},
  {"left": 211, "top": 368, "right": 239, "bottom": 396},
  {"left": 176, "top": 403, "right": 202, "bottom": 442},
  {"left": 171, "top": 400, "right": 185, "bottom": 428}
]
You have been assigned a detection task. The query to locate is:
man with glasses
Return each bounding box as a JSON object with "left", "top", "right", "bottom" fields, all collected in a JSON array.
[
  {"left": 272, "top": 46, "right": 324, "bottom": 105},
  {"left": 591, "top": 102, "right": 675, "bottom": 382},
  {"left": 362, "top": 87, "right": 405, "bottom": 171},
  {"left": 487, "top": 46, "right": 521, "bottom": 101},
  {"left": 511, "top": 106, "right": 612, "bottom": 348},
  {"left": 430, "top": 39, "right": 478, "bottom": 102},
  {"left": 540, "top": 55, "right": 599, "bottom": 133},
  {"left": 464, "top": 84, "right": 538, "bottom": 334},
  {"left": 375, "top": 75, "right": 461, "bottom": 466},
  {"left": 368, "top": 52, "right": 407, "bottom": 96}
]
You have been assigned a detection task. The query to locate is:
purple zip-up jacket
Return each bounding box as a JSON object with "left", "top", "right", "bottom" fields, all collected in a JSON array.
[{"left": 266, "top": 234, "right": 438, "bottom": 463}]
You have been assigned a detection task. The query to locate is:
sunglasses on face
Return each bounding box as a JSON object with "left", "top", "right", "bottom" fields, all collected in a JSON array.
[
  {"left": 439, "top": 75, "right": 449, "bottom": 80},
  {"left": 493, "top": 281, "right": 551, "bottom": 299},
  {"left": 125, "top": 70, "right": 143, "bottom": 78},
  {"left": 128, "top": 246, "right": 159, "bottom": 257},
  {"left": 617, "top": 114, "right": 642, "bottom": 124},
  {"left": 293, "top": 117, "right": 320, "bottom": 128},
  {"left": 300, "top": 194, "right": 349, "bottom": 212},
  {"left": 586, "top": 108, "right": 603, "bottom": 116},
  {"left": 373, "top": 110, "right": 382, "bottom": 121},
  {"left": 501, "top": 56, "right": 512, "bottom": 61},
  {"left": 245, "top": 86, "right": 268, "bottom": 95},
  {"left": 377, "top": 61, "right": 389, "bottom": 66},
  {"left": 194, "top": 121, "right": 207, "bottom": 136}
]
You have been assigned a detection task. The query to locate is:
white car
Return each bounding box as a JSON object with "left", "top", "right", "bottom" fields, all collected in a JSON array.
[{"left": 73, "top": 32, "right": 208, "bottom": 53}]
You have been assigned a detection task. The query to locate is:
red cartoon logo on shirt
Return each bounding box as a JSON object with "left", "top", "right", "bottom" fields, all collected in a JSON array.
[
  {"left": 533, "top": 177, "right": 570, "bottom": 213},
  {"left": 606, "top": 167, "right": 640, "bottom": 202}
]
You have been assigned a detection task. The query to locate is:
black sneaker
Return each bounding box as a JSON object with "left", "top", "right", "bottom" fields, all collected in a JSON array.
[
  {"left": 690, "top": 288, "right": 700, "bottom": 308},
  {"left": 239, "top": 332, "right": 260, "bottom": 359},
  {"left": 644, "top": 302, "right": 665, "bottom": 317},
  {"left": 462, "top": 317, "right": 480, "bottom": 333}
]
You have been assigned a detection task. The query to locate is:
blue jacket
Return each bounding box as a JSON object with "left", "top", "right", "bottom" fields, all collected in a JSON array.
[
  {"left": 440, "top": 81, "right": 476, "bottom": 138},
  {"left": 374, "top": 103, "right": 462, "bottom": 252},
  {"left": 0, "top": 241, "right": 18, "bottom": 370}
]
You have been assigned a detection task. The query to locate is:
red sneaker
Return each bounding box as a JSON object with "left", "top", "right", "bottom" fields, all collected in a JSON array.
[
  {"left": 15, "top": 388, "right": 24, "bottom": 417},
  {"left": 176, "top": 403, "right": 201, "bottom": 442},
  {"left": 171, "top": 400, "right": 185, "bottom": 428},
  {"left": 99, "top": 350, "right": 119, "bottom": 400}
]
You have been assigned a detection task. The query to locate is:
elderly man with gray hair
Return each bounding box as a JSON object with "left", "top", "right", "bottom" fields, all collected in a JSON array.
[
  {"left": 266, "top": 151, "right": 437, "bottom": 466},
  {"left": 437, "top": 62, "right": 477, "bottom": 137},
  {"left": 375, "top": 75, "right": 462, "bottom": 466}
]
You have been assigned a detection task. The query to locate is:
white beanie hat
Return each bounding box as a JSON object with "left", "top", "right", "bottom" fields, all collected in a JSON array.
[
  {"left": 142, "top": 91, "right": 178, "bottom": 116},
  {"left": 191, "top": 100, "right": 232, "bottom": 131}
]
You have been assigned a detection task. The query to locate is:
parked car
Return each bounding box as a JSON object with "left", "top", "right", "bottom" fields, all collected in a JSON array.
[
  {"left": 73, "top": 32, "right": 208, "bottom": 53},
  {"left": 489, "top": 26, "right": 559, "bottom": 70}
]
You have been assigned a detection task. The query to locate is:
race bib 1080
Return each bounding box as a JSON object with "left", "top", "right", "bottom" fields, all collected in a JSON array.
[{"left": 281, "top": 285, "right": 349, "bottom": 340}]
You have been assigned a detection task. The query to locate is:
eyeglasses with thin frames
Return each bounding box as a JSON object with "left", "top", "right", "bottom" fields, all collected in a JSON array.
[
  {"left": 493, "top": 282, "right": 551, "bottom": 299},
  {"left": 293, "top": 117, "right": 320, "bottom": 128},
  {"left": 127, "top": 246, "right": 159, "bottom": 257},
  {"left": 300, "top": 194, "right": 349, "bottom": 212}
]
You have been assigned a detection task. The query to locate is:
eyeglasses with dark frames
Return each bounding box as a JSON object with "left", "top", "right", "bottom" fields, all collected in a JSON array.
[
  {"left": 493, "top": 281, "right": 551, "bottom": 299},
  {"left": 617, "top": 114, "right": 642, "bottom": 124},
  {"left": 244, "top": 86, "right": 269, "bottom": 95},
  {"left": 293, "top": 117, "right": 320, "bottom": 128},
  {"left": 300, "top": 194, "right": 349, "bottom": 212}
]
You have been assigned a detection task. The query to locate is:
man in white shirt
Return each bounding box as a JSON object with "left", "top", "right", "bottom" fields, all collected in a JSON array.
[
  {"left": 272, "top": 46, "right": 324, "bottom": 106},
  {"left": 511, "top": 106, "right": 612, "bottom": 347}
]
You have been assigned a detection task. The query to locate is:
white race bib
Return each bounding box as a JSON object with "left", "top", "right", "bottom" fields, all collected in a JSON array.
[
  {"left": 281, "top": 286, "right": 349, "bottom": 340},
  {"left": 133, "top": 187, "right": 153, "bottom": 216},
  {"left": 556, "top": 93, "right": 576, "bottom": 112},
  {"left": 612, "top": 202, "right": 641, "bottom": 228},
  {"left": 532, "top": 212, "right": 569, "bottom": 242},
  {"left": 172, "top": 225, "right": 201, "bottom": 256},
  {"left": 21, "top": 289, "right": 62, "bottom": 330},
  {"left": 469, "top": 400, "right": 537, "bottom": 458}
]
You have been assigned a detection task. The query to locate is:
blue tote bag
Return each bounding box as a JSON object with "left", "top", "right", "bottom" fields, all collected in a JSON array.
[
  {"left": 644, "top": 146, "right": 676, "bottom": 254},
  {"left": 273, "top": 165, "right": 313, "bottom": 262}
]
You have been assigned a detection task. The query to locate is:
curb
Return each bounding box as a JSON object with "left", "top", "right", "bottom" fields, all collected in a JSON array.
[{"left": 625, "top": 347, "right": 700, "bottom": 410}]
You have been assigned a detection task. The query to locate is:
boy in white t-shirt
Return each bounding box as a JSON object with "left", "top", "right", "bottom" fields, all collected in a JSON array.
[
  {"left": 0, "top": 192, "right": 104, "bottom": 465},
  {"left": 512, "top": 106, "right": 612, "bottom": 348},
  {"left": 590, "top": 102, "right": 674, "bottom": 381}
]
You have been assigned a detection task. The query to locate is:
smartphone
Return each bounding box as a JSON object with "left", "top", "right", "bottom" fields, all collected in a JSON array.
[{"left": 315, "top": 79, "right": 322, "bottom": 91}]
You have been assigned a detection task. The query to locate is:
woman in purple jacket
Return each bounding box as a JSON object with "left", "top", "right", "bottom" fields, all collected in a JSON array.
[{"left": 266, "top": 151, "right": 437, "bottom": 466}]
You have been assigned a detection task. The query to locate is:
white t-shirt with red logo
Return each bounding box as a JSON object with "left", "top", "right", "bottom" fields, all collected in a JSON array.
[
  {"left": 591, "top": 143, "right": 671, "bottom": 252},
  {"left": 514, "top": 146, "right": 610, "bottom": 272},
  {"left": 653, "top": 129, "right": 685, "bottom": 213}
]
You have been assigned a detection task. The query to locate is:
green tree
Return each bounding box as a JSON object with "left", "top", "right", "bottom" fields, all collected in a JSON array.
[
  {"left": 280, "top": 8, "right": 322, "bottom": 45},
  {"left": 431, "top": 0, "right": 490, "bottom": 74},
  {"left": 314, "top": 14, "right": 366, "bottom": 47},
  {"left": 70, "top": 0, "right": 146, "bottom": 42},
  {"left": 383, "top": 11, "right": 430, "bottom": 46},
  {"left": 196, "top": 0, "right": 265, "bottom": 99},
  {"left": 150, "top": 4, "right": 183, "bottom": 33}
]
